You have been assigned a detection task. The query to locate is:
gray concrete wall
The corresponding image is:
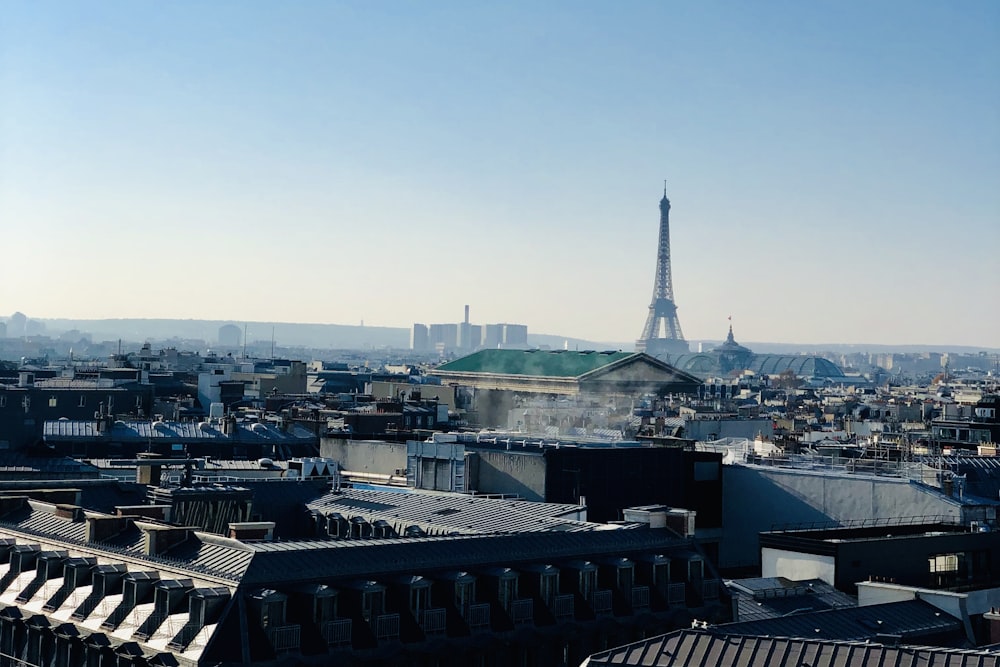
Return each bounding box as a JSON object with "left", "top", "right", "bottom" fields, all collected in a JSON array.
[
  {"left": 320, "top": 438, "right": 408, "bottom": 475},
  {"left": 470, "top": 450, "right": 547, "bottom": 501},
  {"left": 720, "top": 464, "right": 963, "bottom": 570},
  {"left": 684, "top": 418, "right": 774, "bottom": 441}
]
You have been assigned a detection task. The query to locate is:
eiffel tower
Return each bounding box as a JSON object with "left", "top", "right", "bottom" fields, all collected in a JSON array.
[{"left": 635, "top": 184, "right": 690, "bottom": 360}]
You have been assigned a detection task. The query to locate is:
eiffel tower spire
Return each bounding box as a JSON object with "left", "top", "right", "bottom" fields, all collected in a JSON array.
[{"left": 636, "top": 185, "right": 689, "bottom": 359}]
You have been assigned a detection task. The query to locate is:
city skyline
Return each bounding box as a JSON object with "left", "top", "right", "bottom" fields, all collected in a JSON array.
[{"left": 2, "top": 2, "right": 998, "bottom": 348}]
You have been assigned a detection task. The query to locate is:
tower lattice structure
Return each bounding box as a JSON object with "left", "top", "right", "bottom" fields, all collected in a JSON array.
[{"left": 636, "top": 185, "right": 690, "bottom": 359}]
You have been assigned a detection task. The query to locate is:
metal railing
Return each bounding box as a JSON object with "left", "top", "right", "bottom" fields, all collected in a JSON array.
[
  {"left": 419, "top": 608, "right": 447, "bottom": 636},
  {"left": 666, "top": 583, "right": 686, "bottom": 607},
  {"left": 509, "top": 598, "right": 533, "bottom": 625},
  {"left": 266, "top": 624, "right": 300, "bottom": 653},
  {"left": 467, "top": 603, "right": 490, "bottom": 630},
  {"left": 553, "top": 594, "right": 575, "bottom": 621},
  {"left": 374, "top": 614, "right": 399, "bottom": 641},
  {"left": 320, "top": 619, "right": 352, "bottom": 646},
  {"left": 631, "top": 586, "right": 650, "bottom": 610},
  {"left": 592, "top": 589, "right": 613, "bottom": 616},
  {"left": 769, "top": 514, "right": 960, "bottom": 532}
]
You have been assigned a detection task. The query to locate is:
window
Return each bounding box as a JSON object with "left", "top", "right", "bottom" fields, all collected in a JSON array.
[
  {"left": 362, "top": 589, "right": 384, "bottom": 622},
  {"left": 616, "top": 565, "right": 634, "bottom": 593},
  {"left": 539, "top": 573, "right": 558, "bottom": 607},
  {"left": 455, "top": 581, "right": 474, "bottom": 617},
  {"left": 78, "top": 396, "right": 86, "bottom": 408},
  {"left": 262, "top": 598, "right": 285, "bottom": 627},
  {"left": 578, "top": 569, "right": 596, "bottom": 601},
  {"left": 498, "top": 576, "right": 517, "bottom": 611},
  {"left": 410, "top": 586, "right": 428, "bottom": 618},
  {"left": 314, "top": 594, "right": 335, "bottom": 623},
  {"left": 48, "top": 396, "right": 57, "bottom": 408},
  {"left": 0, "top": 396, "right": 5, "bottom": 408},
  {"left": 929, "top": 554, "right": 959, "bottom": 573}
]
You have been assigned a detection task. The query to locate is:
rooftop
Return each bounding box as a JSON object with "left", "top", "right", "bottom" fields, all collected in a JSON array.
[
  {"left": 582, "top": 628, "right": 1000, "bottom": 667},
  {"left": 435, "top": 349, "right": 633, "bottom": 378}
]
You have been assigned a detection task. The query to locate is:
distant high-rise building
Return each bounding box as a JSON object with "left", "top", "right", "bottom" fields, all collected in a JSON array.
[
  {"left": 502, "top": 323, "right": 529, "bottom": 348},
  {"left": 411, "top": 323, "right": 430, "bottom": 351},
  {"left": 218, "top": 324, "right": 242, "bottom": 348},
  {"left": 429, "top": 323, "right": 459, "bottom": 351},
  {"left": 635, "top": 185, "right": 689, "bottom": 359},
  {"left": 482, "top": 324, "right": 504, "bottom": 349}
]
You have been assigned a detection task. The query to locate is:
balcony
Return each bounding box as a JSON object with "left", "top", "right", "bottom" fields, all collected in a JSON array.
[
  {"left": 374, "top": 613, "right": 400, "bottom": 641},
  {"left": 553, "top": 594, "right": 575, "bottom": 621},
  {"left": 592, "top": 589, "right": 613, "bottom": 617},
  {"left": 631, "top": 586, "right": 650, "bottom": 611},
  {"left": 510, "top": 598, "right": 533, "bottom": 625},
  {"left": 419, "top": 608, "right": 447, "bottom": 636},
  {"left": 320, "top": 619, "right": 352, "bottom": 646},
  {"left": 266, "top": 624, "right": 301, "bottom": 654},
  {"left": 467, "top": 603, "right": 490, "bottom": 632},
  {"left": 667, "top": 583, "right": 686, "bottom": 607}
]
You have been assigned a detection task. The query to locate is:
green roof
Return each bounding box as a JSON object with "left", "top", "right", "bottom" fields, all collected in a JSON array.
[{"left": 435, "top": 349, "right": 633, "bottom": 378}]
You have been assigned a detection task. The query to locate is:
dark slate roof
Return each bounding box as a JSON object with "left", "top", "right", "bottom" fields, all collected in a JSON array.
[
  {"left": 435, "top": 349, "right": 634, "bottom": 378},
  {"left": 242, "top": 528, "right": 694, "bottom": 586},
  {"left": 0, "top": 501, "right": 254, "bottom": 582},
  {"left": 307, "top": 488, "right": 589, "bottom": 535},
  {"left": 719, "top": 600, "right": 962, "bottom": 643},
  {"left": 43, "top": 419, "right": 316, "bottom": 443},
  {"left": 0, "top": 454, "right": 99, "bottom": 476},
  {"left": 728, "top": 577, "right": 856, "bottom": 623},
  {"left": 582, "top": 629, "right": 1000, "bottom": 667},
  {"left": 915, "top": 454, "right": 1000, "bottom": 501}
]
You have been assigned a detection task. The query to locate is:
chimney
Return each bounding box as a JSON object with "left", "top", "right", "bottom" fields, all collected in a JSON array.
[
  {"left": 85, "top": 516, "right": 133, "bottom": 544},
  {"left": 984, "top": 608, "right": 1000, "bottom": 645},
  {"left": 136, "top": 522, "right": 192, "bottom": 556},
  {"left": 464, "top": 305, "right": 470, "bottom": 324},
  {"left": 228, "top": 522, "right": 275, "bottom": 542},
  {"left": 52, "top": 504, "right": 84, "bottom": 521},
  {"left": 116, "top": 505, "right": 171, "bottom": 522}
]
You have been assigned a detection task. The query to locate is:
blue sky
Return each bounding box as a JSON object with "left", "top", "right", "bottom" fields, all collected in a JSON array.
[{"left": 2, "top": 1, "right": 998, "bottom": 347}]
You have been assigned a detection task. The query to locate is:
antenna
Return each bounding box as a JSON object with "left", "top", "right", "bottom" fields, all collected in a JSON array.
[
  {"left": 663, "top": 179, "right": 667, "bottom": 196},
  {"left": 270, "top": 326, "right": 275, "bottom": 360},
  {"left": 243, "top": 324, "right": 248, "bottom": 360}
]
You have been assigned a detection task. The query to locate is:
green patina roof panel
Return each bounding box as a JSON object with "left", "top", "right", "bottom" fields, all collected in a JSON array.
[{"left": 434, "top": 349, "right": 633, "bottom": 378}]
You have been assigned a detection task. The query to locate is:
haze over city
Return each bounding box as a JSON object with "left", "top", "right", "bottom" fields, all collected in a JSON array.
[{"left": 2, "top": 2, "right": 997, "bottom": 348}]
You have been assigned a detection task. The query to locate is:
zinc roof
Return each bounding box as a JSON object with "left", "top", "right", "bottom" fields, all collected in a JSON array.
[
  {"left": 729, "top": 578, "right": 856, "bottom": 623},
  {"left": 720, "top": 600, "right": 961, "bottom": 642},
  {"left": 241, "top": 527, "right": 693, "bottom": 586},
  {"left": 583, "top": 629, "right": 1000, "bottom": 667},
  {"left": 435, "top": 349, "right": 633, "bottom": 378},
  {"left": 43, "top": 420, "right": 316, "bottom": 443},
  {"left": 307, "top": 488, "right": 590, "bottom": 535}
]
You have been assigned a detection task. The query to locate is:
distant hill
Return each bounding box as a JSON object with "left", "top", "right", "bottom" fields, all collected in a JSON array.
[
  {"left": 39, "top": 318, "right": 409, "bottom": 349},
  {"left": 527, "top": 333, "right": 632, "bottom": 352}
]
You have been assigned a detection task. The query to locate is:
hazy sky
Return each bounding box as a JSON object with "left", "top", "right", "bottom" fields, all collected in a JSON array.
[{"left": 2, "top": 2, "right": 998, "bottom": 347}]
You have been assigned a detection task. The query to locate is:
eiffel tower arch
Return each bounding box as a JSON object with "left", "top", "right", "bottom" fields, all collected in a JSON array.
[{"left": 635, "top": 186, "right": 690, "bottom": 360}]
